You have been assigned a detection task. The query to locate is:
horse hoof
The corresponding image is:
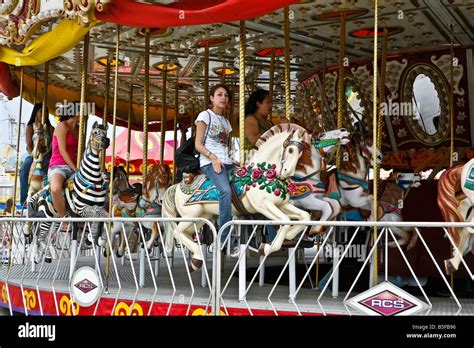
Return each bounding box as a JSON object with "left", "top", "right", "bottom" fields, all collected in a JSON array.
[
  {"left": 258, "top": 244, "right": 266, "bottom": 256},
  {"left": 115, "top": 250, "right": 123, "bottom": 258},
  {"left": 188, "top": 258, "right": 203, "bottom": 272},
  {"left": 45, "top": 257, "right": 52, "bottom": 263}
]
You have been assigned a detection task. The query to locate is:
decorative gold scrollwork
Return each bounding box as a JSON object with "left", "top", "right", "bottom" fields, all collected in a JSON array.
[
  {"left": 23, "top": 290, "right": 37, "bottom": 310},
  {"left": 59, "top": 295, "right": 80, "bottom": 316},
  {"left": 1, "top": 284, "right": 9, "bottom": 304},
  {"left": 114, "top": 302, "right": 144, "bottom": 316},
  {"left": 191, "top": 307, "right": 226, "bottom": 316}
]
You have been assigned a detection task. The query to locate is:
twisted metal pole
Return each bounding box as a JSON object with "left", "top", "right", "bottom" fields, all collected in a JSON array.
[
  {"left": 160, "top": 69, "right": 168, "bottom": 164},
  {"left": 268, "top": 49, "right": 276, "bottom": 121},
  {"left": 77, "top": 33, "right": 90, "bottom": 166},
  {"left": 100, "top": 53, "right": 111, "bottom": 171},
  {"left": 106, "top": 25, "right": 121, "bottom": 292},
  {"left": 284, "top": 7, "right": 291, "bottom": 123},
  {"left": 372, "top": 1, "right": 380, "bottom": 286},
  {"left": 239, "top": 20, "right": 246, "bottom": 165},
  {"left": 173, "top": 70, "right": 179, "bottom": 184},
  {"left": 41, "top": 62, "right": 49, "bottom": 125},
  {"left": 142, "top": 29, "right": 150, "bottom": 184},
  {"left": 126, "top": 81, "right": 134, "bottom": 175},
  {"left": 336, "top": 13, "right": 347, "bottom": 170}
]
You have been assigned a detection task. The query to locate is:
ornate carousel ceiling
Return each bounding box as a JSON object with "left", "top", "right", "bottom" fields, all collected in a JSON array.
[{"left": 0, "top": 0, "right": 472, "bottom": 130}]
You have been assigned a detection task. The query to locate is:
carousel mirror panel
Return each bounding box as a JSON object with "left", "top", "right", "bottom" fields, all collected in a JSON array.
[{"left": 401, "top": 64, "right": 449, "bottom": 145}]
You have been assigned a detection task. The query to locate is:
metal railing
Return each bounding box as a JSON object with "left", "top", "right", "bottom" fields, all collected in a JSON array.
[
  {"left": 216, "top": 220, "right": 474, "bottom": 316},
  {"left": 0, "top": 217, "right": 218, "bottom": 316}
]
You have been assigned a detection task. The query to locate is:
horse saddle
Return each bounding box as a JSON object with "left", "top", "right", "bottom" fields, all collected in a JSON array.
[{"left": 183, "top": 172, "right": 245, "bottom": 205}]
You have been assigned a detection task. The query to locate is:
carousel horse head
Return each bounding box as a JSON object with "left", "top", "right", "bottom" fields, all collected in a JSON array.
[
  {"left": 89, "top": 121, "right": 110, "bottom": 152},
  {"left": 280, "top": 128, "right": 312, "bottom": 178},
  {"left": 112, "top": 166, "right": 133, "bottom": 195},
  {"left": 248, "top": 123, "right": 312, "bottom": 178},
  {"left": 312, "top": 128, "right": 351, "bottom": 156},
  {"left": 142, "top": 164, "right": 170, "bottom": 202},
  {"left": 156, "top": 164, "right": 171, "bottom": 189},
  {"left": 31, "top": 121, "right": 48, "bottom": 158}
]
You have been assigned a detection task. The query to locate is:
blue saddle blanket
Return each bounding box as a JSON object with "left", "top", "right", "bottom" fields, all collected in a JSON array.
[{"left": 186, "top": 176, "right": 244, "bottom": 204}]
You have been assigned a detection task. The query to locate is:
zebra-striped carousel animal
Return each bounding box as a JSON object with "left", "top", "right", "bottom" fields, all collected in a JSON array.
[{"left": 28, "top": 122, "right": 110, "bottom": 263}]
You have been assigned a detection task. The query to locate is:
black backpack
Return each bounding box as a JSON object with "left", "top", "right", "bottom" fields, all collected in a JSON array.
[{"left": 175, "top": 111, "right": 211, "bottom": 182}]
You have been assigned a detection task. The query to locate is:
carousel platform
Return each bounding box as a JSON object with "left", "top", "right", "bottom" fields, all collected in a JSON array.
[{"left": 0, "top": 249, "right": 471, "bottom": 316}]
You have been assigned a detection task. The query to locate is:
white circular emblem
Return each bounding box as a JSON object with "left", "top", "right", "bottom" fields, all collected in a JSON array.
[{"left": 70, "top": 266, "right": 102, "bottom": 307}]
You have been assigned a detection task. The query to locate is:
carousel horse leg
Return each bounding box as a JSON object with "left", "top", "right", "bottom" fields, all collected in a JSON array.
[
  {"left": 277, "top": 203, "right": 311, "bottom": 241},
  {"left": 172, "top": 221, "right": 204, "bottom": 272},
  {"left": 445, "top": 227, "right": 471, "bottom": 275},
  {"left": 257, "top": 202, "right": 294, "bottom": 256}
]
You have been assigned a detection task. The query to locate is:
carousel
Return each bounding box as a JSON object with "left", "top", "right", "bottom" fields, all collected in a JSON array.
[{"left": 0, "top": 0, "right": 473, "bottom": 316}]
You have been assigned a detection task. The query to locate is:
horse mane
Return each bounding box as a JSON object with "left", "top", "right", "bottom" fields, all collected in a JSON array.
[
  {"left": 249, "top": 123, "right": 312, "bottom": 170},
  {"left": 340, "top": 139, "right": 362, "bottom": 173},
  {"left": 145, "top": 165, "right": 162, "bottom": 193},
  {"left": 144, "top": 164, "right": 170, "bottom": 194},
  {"left": 296, "top": 142, "right": 312, "bottom": 173},
  {"left": 437, "top": 165, "right": 464, "bottom": 246}
]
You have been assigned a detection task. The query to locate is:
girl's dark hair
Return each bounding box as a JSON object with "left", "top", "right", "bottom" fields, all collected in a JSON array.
[
  {"left": 59, "top": 101, "right": 81, "bottom": 122},
  {"left": 27, "top": 103, "right": 52, "bottom": 127},
  {"left": 245, "top": 89, "right": 269, "bottom": 116},
  {"left": 209, "top": 84, "right": 233, "bottom": 107}
]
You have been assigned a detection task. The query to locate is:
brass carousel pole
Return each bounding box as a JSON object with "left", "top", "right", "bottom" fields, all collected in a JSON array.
[
  {"left": 449, "top": 24, "right": 455, "bottom": 289},
  {"left": 372, "top": 1, "right": 380, "bottom": 286},
  {"left": 126, "top": 81, "right": 134, "bottom": 175},
  {"left": 172, "top": 70, "right": 179, "bottom": 184},
  {"left": 100, "top": 52, "right": 111, "bottom": 171},
  {"left": 77, "top": 33, "right": 90, "bottom": 166},
  {"left": 336, "top": 13, "right": 347, "bottom": 169},
  {"left": 191, "top": 100, "right": 196, "bottom": 137},
  {"left": 204, "top": 43, "right": 210, "bottom": 110},
  {"left": 160, "top": 68, "right": 168, "bottom": 164},
  {"left": 143, "top": 29, "right": 150, "bottom": 185},
  {"left": 7, "top": 67, "right": 24, "bottom": 279},
  {"left": 41, "top": 61, "right": 49, "bottom": 125},
  {"left": 239, "top": 20, "right": 246, "bottom": 165},
  {"left": 283, "top": 7, "right": 292, "bottom": 123},
  {"left": 378, "top": 27, "right": 389, "bottom": 283},
  {"left": 449, "top": 25, "right": 455, "bottom": 168},
  {"left": 106, "top": 25, "right": 121, "bottom": 292},
  {"left": 34, "top": 70, "right": 38, "bottom": 104},
  {"left": 268, "top": 49, "right": 276, "bottom": 121}
]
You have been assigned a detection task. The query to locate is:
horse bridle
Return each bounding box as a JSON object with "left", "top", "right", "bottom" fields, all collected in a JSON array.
[{"left": 281, "top": 134, "right": 305, "bottom": 164}]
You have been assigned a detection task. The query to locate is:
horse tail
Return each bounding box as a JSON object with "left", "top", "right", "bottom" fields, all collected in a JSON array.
[
  {"left": 161, "top": 184, "right": 179, "bottom": 253},
  {"left": 437, "top": 165, "right": 464, "bottom": 245}
]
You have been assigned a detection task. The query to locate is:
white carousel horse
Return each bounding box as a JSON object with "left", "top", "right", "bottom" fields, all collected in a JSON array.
[
  {"left": 335, "top": 135, "right": 382, "bottom": 219},
  {"left": 438, "top": 159, "right": 474, "bottom": 274},
  {"left": 378, "top": 172, "right": 421, "bottom": 249},
  {"left": 289, "top": 128, "right": 350, "bottom": 235},
  {"left": 162, "top": 123, "right": 312, "bottom": 271},
  {"left": 23, "top": 121, "right": 49, "bottom": 237}
]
